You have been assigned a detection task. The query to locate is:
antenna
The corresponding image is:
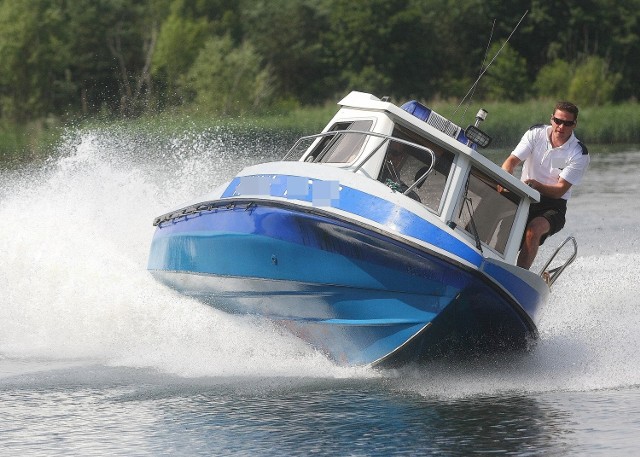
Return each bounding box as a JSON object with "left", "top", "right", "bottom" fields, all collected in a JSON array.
[
  {"left": 455, "top": 10, "right": 529, "bottom": 116},
  {"left": 456, "top": 19, "right": 495, "bottom": 120}
]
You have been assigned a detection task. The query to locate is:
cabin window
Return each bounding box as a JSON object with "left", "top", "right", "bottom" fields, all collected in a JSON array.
[
  {"left": 309, "top": 119, "right": 373, "bottom": 163},
  {"left": 378, "top": 126, "right": 455, "bottom": 214},
  {"left": 453, "top": 167, "right": 520, "bottom": 254}
]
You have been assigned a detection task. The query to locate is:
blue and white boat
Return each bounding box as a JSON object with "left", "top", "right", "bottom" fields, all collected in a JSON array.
[{"left": 148, "top": 91, "right": 575, "bottom": 367}]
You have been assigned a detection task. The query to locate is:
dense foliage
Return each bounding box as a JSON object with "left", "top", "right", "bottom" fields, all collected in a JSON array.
[{"left": 1, "top": 0, "right": 638, "bottom": 122}]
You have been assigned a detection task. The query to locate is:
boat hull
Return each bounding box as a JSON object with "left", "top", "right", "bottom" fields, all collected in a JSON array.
[{"left": 148, "top": 200, "right": 542, "bottom": 366}]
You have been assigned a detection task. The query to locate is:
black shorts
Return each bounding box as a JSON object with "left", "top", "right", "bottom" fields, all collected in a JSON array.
[{"left": 527, "top": 196, "right": 567, "bottom": 245}]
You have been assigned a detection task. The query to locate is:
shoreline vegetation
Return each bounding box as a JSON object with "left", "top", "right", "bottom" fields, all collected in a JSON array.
[{"left": 1, "top": 99, "right": 639, "bottom": 164}]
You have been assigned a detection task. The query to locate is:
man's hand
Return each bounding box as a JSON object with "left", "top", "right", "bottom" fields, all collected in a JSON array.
[{"left": 525, "top": 178, "right": 572, "bottom": 198}]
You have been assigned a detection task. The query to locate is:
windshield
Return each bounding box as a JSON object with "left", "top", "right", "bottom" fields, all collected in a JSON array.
[
  {"left": 453, "top": 167, "right": 521, "bottom": 254},
  {"left": 308, "top": 119, "right": 374, "bottom": 163},
  {"left": 378, "top": 126, "right": 455, "bottom": 214}
]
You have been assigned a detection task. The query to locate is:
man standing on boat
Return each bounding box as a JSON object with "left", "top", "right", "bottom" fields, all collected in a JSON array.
[{"left": 501, "top": 101, "right": 590, "bottom": 269}]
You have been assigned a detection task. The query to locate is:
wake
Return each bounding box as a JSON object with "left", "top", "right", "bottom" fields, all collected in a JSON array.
[
  {"left": 0, "top": 128, "right": 354, "bottom": 379},
  {"left": 2, "top": 129, "right": 638, "bottom": 390}
]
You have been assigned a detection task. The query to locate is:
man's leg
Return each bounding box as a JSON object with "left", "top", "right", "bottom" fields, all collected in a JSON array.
[{"left": 517, "top": 216, "right": 551, "bottom": 269}]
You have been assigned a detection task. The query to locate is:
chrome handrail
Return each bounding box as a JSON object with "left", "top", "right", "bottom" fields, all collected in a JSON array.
[
  {"left": 282, "top": 130, "right": 436, "bottom": 197},
  {"left": 539, "top": 236, "right": 578, "bottom": 287}
]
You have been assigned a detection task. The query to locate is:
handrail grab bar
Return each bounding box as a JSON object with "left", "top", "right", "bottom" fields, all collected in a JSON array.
[
  {"left": 282, "top": 130, "right": 436, "bottom": 195},
  {"left": 539, "top": 236, "right": 578, "bottom": 287}
]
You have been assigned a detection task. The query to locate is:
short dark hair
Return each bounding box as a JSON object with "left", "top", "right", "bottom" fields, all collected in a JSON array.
[{"left": 555, "top": 101, "right": 579, "bottom": 119}]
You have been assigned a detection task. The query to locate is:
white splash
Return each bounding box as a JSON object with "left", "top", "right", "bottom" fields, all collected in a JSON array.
[{"left": 0, "top": 127, "right": 358, "bottom": 379}]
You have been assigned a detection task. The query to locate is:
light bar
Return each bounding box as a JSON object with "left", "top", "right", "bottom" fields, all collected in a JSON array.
[{"left": 465, "top": 125, "right": 492, "bottom": 148}]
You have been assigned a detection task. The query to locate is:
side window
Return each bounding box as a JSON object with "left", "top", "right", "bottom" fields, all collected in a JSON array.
[
  {"left": 453, "top": 167, "right": 520, "bottom": 254},
  {"left": 310, "top": 119, "right": 373, "bottom": 164},
  {"left": 379, "top": 127, "right": 455, "bottom": 214}
]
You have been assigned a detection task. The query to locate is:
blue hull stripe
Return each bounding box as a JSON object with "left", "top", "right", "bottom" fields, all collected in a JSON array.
[
  {"left": 150, "top": 206, "right": 467, "bottom": 297},
  {"left": 149, "top": 203, "right": 541, "bottom": 323},
  {"left": 215, "top": 173, "right": 541, "bottom": 313},
  {"left": 150, "top": 200, "right": 542, "bottom": 324},
  {"left": 221, "top": 175, "right": 482, "bottom": 266}
]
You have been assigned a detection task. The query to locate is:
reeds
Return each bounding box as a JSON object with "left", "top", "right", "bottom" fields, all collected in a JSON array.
[{"left": 2, "top": 100, "right": 639, "bottom": 162}]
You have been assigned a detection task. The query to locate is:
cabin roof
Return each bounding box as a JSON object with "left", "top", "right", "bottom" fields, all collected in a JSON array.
[{"left": 337, "top": 91, "right": 540, "bottom": 202}]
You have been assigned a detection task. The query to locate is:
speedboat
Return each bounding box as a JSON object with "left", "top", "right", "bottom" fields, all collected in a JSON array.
[{"left": 147, "top": 91, "right": 576, "bottom": 367}]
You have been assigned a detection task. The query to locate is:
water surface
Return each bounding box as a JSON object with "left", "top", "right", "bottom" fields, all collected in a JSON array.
[{"left": 1, "top": 126, "right": 639, "bottom": 456}]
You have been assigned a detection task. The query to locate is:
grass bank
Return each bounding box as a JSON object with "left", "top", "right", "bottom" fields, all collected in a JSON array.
[
  {"left": 2, "top": 100, "right": 639, "bottom": 162},
  {"left": 0, "top": 117, "right": 63, "bottom": 165},
  {"left": 431, "top": 99, "right": 640, "bottom": 148}
]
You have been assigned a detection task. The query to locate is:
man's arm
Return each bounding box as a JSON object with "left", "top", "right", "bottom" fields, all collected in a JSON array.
[
  {"left": 525, "top": 177, "right": 572, "bottom": 199},
  {"left": 502, "top": 153, "right": 572, "bottom": 198},
  {"left": 497, "top": 154, "right": 522, "bottom": 193},
  {"left": 501, "top": 154, "right": 522, "bottom": 174}
]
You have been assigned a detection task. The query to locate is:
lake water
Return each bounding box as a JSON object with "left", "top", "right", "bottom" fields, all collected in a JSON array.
[{"left": 1, "top": 125, "right": 639, "bottom": 456}]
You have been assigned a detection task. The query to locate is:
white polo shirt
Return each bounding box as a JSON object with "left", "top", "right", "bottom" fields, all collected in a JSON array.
[{"left": 511, "top": 124, "right": 590, "bottom": 200}]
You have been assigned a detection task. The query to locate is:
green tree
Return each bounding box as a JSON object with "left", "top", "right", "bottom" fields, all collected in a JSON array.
[
  {"left": 102, "top": 0, "right": 160, "bottom": 117},
  {"left": 163, "top": 0, "right": 242, "bottom": 38},
  {"left": 598, "top": 0, "right": 640, "bottom": 100},
  {"left": 151, "top": 0, "right": 243, "bottom": 109},
  {"left": 242, "top": 0, "right": 331, "bottom": 104},
  {"left": 183, "top": 36, "right": 272, "bottom": 115},
  {"left": 62, "top": 1, "right": 115, "bottom": 116},
  {"left": 525, "top": 0, "right": 640, "bottom": 101},
  {"left": 568, "top": 56, "right": 621, "bottom": 105},
  {"left": 2, "top": 0, "right": 640, "bottom": 123},
  {"left": 152, "top": 14, "right": 209, "bottom": 106},
  {"left": 0, "top": 0, "right": 68, "bottom": 121},
  {"left": 483, "top": 42, "right": 530, "bottom": 101},
  {"left": 0, "top": 0, "right": 162, "bottom": 120},
  {"left": 64, "top": 0, "right": 160, "bottom": 117},
  {"left": 323, "top": 0, "right": 448, "bottom": 100},
  {"left": 533, "top": 59, "right": 572, "bottom": 100}
]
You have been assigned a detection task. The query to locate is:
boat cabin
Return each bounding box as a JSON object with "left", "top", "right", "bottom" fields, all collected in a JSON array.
[{"left": 285, "top": 92, "right": 539, "bottom": 265}]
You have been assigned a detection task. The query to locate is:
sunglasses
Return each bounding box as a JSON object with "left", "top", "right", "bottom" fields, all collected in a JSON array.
[{"left": 552, "top": 116, "right": 576, "bottom": 127}]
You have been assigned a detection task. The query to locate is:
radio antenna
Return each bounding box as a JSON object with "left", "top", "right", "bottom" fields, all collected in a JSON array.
[
  {"left": 457, "top": 18, "right": 495, "bottom": 119},
  {"left": 454, "top": 10, "right": 529, "bottom": 117}
]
